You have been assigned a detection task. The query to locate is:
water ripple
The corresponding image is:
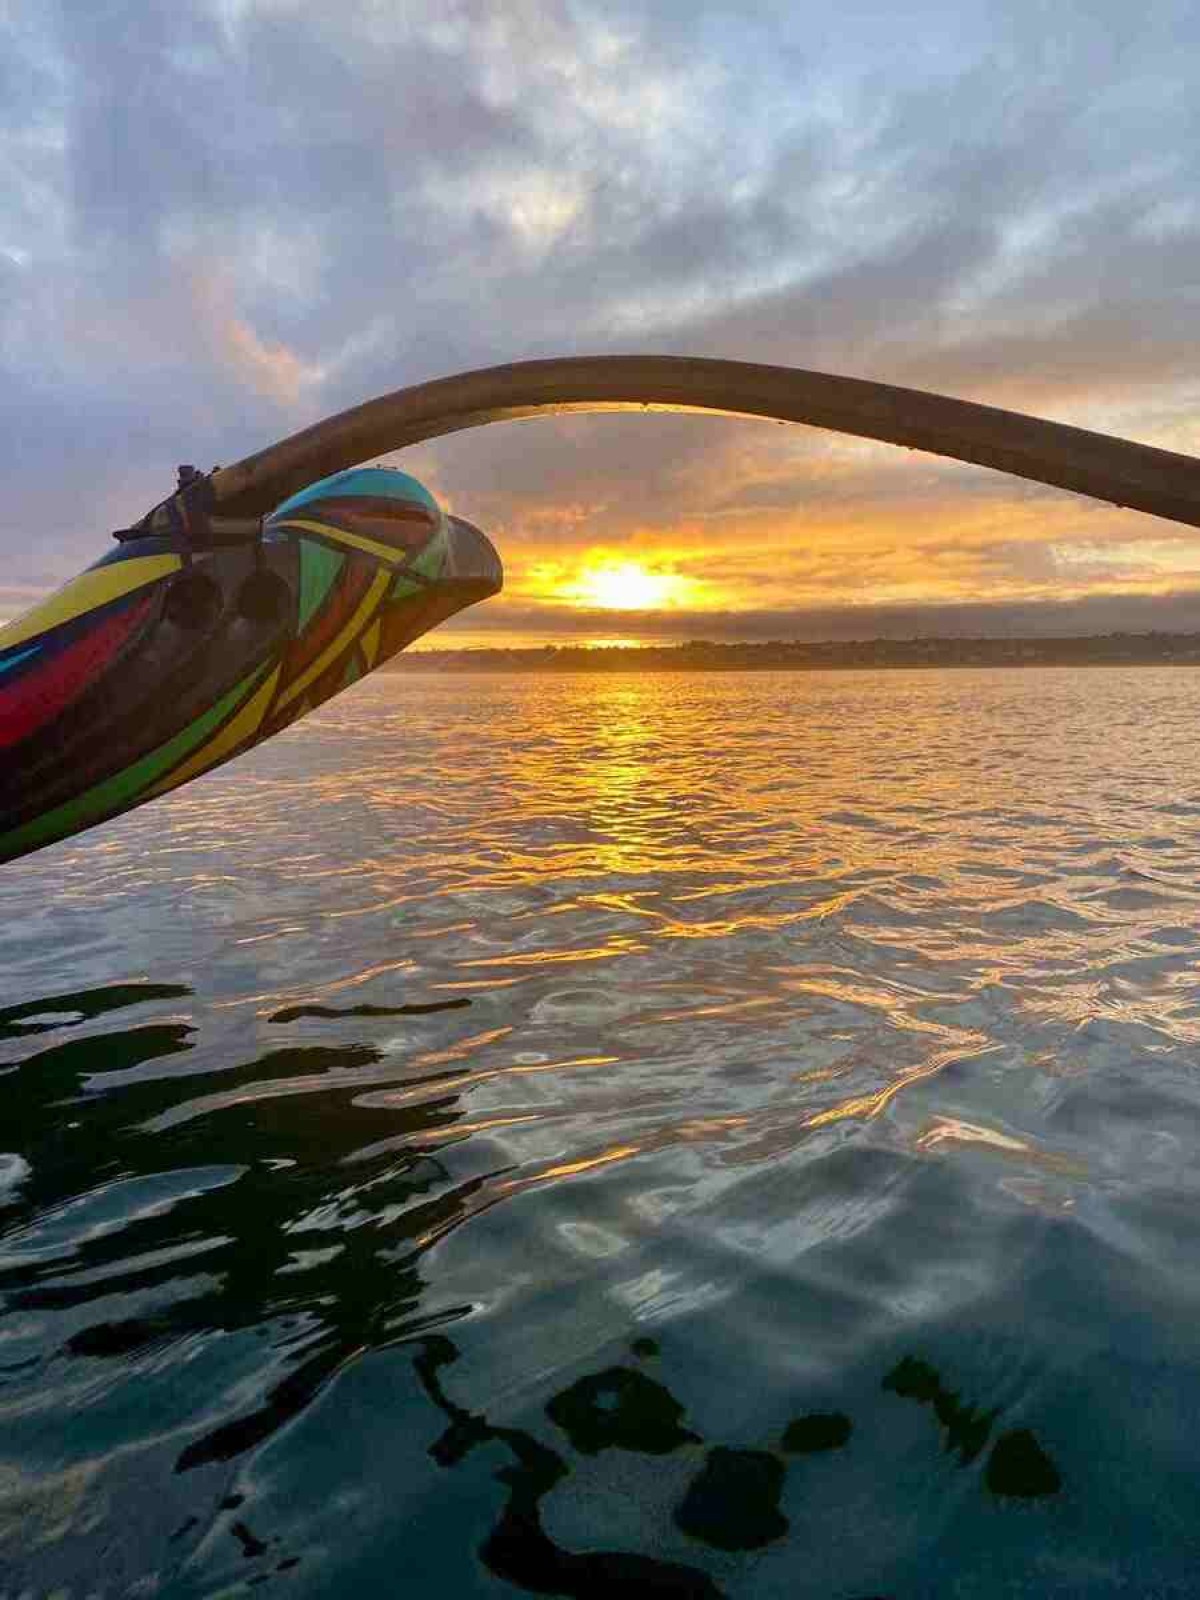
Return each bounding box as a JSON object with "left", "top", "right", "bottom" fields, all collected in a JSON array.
[{"left": 3, "top": 667, "right": 1200, "bottom": 1594}]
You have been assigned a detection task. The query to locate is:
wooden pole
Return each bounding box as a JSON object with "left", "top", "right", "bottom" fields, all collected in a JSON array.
[{"left": 209, "top": 355, "right": 1200, "bottom": 529}]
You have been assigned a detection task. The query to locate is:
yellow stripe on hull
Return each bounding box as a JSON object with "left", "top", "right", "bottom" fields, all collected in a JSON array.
[
  {"left": 146, "top": 666, "right": 283, "bottom": 798},
  {"left": 272, "top": 517, "right": 411, "bottom": 568},
  {"left": 276, "top": 570, "right": 390, "bottom": 712},
  {"left": 0, "top": 555, "right": 182, "bottom": 653},
  {"left": 361, "top": 617, "right": 382, "bottom": 669}
]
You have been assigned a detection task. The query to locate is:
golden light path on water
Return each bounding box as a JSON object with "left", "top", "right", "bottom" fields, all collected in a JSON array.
[{"left": 85, "top": 663, "right": 1200, "bottom": 1192}]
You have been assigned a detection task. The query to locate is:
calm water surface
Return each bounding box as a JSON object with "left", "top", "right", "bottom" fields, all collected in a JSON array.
[{"left": 3, "top": 667, "right": 1200, "bottom": 1597}]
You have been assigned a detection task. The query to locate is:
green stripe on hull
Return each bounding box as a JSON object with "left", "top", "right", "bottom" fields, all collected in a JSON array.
[
  {"left": 0, "top": 666, "right": 270, "bottom": 859},
  {"left": 298, "top": 540, "right": 345, "bottom": 630},
  {"left": 407, "top": 526, "right": 447, "bottom": 581},
  {"left": 389, "top": 573, "right": 424, "bottom": 600}
]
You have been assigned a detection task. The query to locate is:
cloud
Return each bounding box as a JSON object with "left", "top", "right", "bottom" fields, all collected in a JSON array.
[
  {"left": 436, "top": 585, "right": 1200, "bottom": 645},
  {"left": 188, "top": 265, "right": 324, "bottom": 404},
  {"left": 3, "top": 0, "right": 1200, "bottom": 638}
]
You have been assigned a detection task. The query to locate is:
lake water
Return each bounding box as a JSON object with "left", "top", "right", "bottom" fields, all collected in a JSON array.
[{"left": 3, "top": 666, "right": 1200, "bottom": 1598}]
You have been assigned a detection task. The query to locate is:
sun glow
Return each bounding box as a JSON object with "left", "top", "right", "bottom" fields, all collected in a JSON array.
[{"left": 552, "top": 559, "right": 698, "bottom": 611}]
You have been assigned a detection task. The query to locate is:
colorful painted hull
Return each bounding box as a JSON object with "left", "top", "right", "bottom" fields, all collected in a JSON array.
[{"left": 0, "top": 468, "right": 501, "bottom": 864}]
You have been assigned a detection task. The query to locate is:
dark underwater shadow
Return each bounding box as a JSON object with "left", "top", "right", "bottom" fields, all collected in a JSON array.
[
  {"left": 391, "top": 1331, "right": 1061, "bottom": 1599},
  {"left": 0, "top": 978, "right": 1062, "bottom": 1597},
  {"left": 0, "top": 977, "right": 500, "bottom": 1580}
]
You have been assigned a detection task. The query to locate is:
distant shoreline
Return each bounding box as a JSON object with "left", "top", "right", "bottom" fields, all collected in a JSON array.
[{"left": 392, "top": 634, "right": 1200, "bottom": 672}]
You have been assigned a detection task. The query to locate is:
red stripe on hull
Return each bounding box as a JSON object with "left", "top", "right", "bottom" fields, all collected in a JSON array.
[{"left": 0, "top": 594, "right": 155, "bottom": 750}]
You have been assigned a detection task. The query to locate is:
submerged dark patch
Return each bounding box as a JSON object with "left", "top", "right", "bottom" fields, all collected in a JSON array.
[
  {"left": 780, "top": 1410, "right": 853, "bottom": 1453},
  {"left": 546, "top": 1367, "right": 700, "bottom": 1456},
  {"left": 986, "top": 1429, "right": 1062, "bottom": 1499},
  {"left": 673, "top": 1448, "right": 789, "bottom": 1552}
]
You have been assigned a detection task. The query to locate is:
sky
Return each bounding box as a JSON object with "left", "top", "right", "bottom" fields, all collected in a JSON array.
[{"left": 3, "top": 0, "right": 1200, "bottom": 646}]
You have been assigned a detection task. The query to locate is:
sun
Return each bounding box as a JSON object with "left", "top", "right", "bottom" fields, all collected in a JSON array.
[{"left": 570, "top": 561, "right": 695, "bottom": 611}]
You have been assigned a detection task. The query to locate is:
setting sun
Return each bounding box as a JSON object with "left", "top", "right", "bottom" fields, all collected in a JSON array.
[{"left": 565, "top": 560, "right": 698, "bottom": 611}]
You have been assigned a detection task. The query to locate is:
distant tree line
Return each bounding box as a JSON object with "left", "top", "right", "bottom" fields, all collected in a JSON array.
[{"left": 391, "top": 633, "right": 1200, "bottom": 672}]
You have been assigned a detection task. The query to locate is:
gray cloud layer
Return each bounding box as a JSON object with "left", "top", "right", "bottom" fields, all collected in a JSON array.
[
  {"left": 3, "top": 0, "right": 1199, "bottom": 634},
  {"left": 457, "top": 587, "right": 1200, "bottom": 643}
]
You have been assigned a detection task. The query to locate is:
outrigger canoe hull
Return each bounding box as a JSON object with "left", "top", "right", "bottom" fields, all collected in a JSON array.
[{"left": 0, "top": 467, "right": 501, "bottom": 865}]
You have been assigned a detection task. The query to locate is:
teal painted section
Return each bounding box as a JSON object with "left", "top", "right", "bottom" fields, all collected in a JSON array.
[{"left": 269, "top": 467, "right": 441, "bottom": 523}]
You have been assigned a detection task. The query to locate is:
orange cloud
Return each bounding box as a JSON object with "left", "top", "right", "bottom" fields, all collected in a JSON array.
[{"left": 189, "top": 267, "right": 322, "bottom": 407}]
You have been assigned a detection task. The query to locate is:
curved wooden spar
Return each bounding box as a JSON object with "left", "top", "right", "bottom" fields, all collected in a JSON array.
[{"left": 210, "top": 354, "right": 1200, "bottom": 528}]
